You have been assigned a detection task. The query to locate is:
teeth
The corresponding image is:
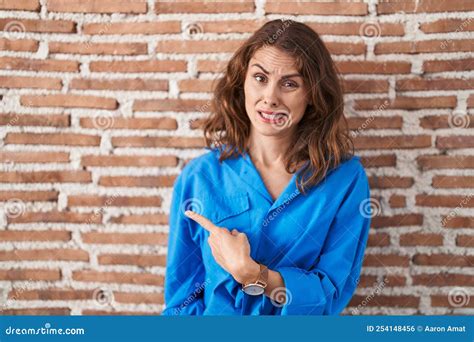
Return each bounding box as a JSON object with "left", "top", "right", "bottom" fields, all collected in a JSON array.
[
  {"left": 261, "top": 112, "right": 274, "bottom": 119},
  {"left": 259, "top": 111, "right": 287, "bottom": 120}
]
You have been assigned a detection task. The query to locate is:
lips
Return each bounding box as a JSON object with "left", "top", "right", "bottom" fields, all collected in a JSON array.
[
  {"left": 258, "top": 109, "right": 288, "bottom": 116},
  {"left": 256, "top": 109, "right": 290, "bottom": 125},
  {"left": 257, "top": 109, "right": 288, "bottom": 120}
]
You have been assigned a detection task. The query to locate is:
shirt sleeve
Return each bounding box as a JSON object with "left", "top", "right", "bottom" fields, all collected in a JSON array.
[
  {"left": 161, "top": 173, "right": 206, "bottom": 315},
  {"left": 274, "top": 166, "right": 371, "bottom": 315}
]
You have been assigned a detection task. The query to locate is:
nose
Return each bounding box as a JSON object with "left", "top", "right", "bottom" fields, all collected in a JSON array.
[{"left": 263, "top": 82, "right": 280, "bottom": 107}]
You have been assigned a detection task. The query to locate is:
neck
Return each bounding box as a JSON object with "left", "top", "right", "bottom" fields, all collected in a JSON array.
[{"left": 246, "top": 129, "right": 294, "bottom": 167}]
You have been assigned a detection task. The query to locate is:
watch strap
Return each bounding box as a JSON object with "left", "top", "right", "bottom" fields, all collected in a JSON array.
[
  {"left": 258, "top": 264, "right": 268, "bottom": 287},
  {"left": 243, "top": 263, "right": 268, "bottom": 287}
]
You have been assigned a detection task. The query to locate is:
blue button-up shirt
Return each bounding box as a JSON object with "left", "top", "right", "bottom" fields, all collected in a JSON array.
[{"left": 162, "top": 148, "right": 371, "bottom": 315}]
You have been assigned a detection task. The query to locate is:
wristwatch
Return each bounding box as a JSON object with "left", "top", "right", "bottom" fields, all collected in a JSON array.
[{"left": 241, "top": 264, "right": 268, "bottom": 296}]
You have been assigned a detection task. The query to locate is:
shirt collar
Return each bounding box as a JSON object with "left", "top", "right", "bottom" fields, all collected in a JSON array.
[{"left": 220, "top": 148, "right": 308, "bottom": 210}]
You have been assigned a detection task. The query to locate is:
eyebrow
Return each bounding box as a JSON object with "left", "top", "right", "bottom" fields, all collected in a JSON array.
[{"left": 251, "top": 63, "right": 302, "bottom": 79}]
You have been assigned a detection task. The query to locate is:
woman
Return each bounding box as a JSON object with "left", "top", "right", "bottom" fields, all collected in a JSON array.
[{"left": 162, "top": 19, "right": 371, "bottom": 315}]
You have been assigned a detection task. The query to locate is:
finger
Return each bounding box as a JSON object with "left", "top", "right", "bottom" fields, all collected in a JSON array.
[
  {"left": 208, "top": 237, "right": 219, "bottom": 255},
  {"left": 207, "top": 236, "right": 214, "bottom": 247},
  {"left": 185, "top": 210, "right": 220, "bottom": 234},
  {"left": 231, "top": 229, "right": 239, "bottom": 236}
]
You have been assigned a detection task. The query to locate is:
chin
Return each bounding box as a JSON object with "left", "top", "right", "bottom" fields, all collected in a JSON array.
[{"left": 251, "top": 122, "right": 291, "bottom": 137}]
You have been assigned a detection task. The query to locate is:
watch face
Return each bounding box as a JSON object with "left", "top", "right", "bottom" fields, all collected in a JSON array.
[{"left": 243, "top": 284, "right": 265, "bottom": 296}]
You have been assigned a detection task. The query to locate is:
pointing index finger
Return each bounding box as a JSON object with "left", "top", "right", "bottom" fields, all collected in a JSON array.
[{"left": 185, "top": 210, "right": 220, "bottom": 234}]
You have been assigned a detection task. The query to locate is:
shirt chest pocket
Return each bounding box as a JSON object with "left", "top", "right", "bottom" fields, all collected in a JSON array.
[
  {"left": 199, "top": 191, "right": 252, "bottom": 280},
  {"left": 202, "top": 191, "right": 251, "bottom": 229}
]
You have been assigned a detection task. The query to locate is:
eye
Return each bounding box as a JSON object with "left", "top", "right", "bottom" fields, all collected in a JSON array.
[
  {"left": 282, "top": 80, "right": 298, "bottom": 88},
  {"left": 253, "top": 73, "right": 267, "bottom": 83}
]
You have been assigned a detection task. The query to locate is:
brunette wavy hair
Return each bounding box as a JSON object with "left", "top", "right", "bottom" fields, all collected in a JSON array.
[{"left": 203, "top": 19, "right": 353, "bottom": 193}]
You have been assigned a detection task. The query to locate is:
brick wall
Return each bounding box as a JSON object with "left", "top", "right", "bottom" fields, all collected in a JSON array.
[{"left": 0, "top": 0, "right": 473, "bottom": 315}]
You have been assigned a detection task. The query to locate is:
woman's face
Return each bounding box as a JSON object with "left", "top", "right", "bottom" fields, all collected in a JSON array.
[{"left": 243, "top": 46, "right": 311, "bottom": 138}]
